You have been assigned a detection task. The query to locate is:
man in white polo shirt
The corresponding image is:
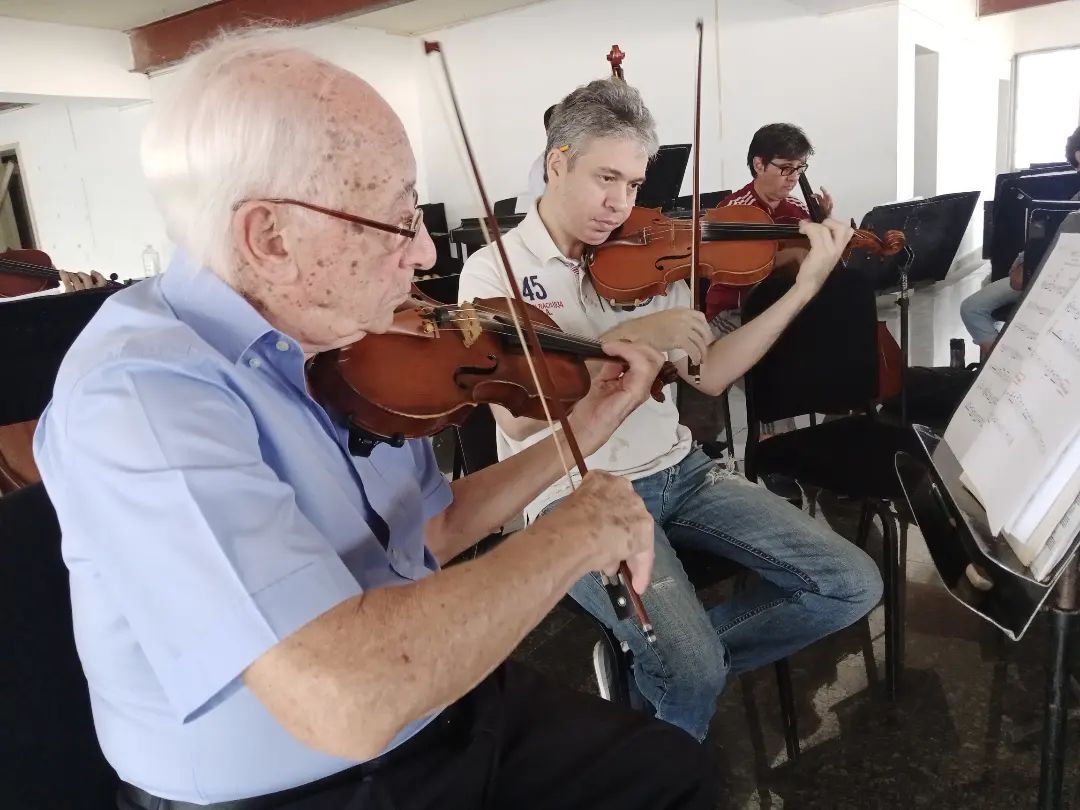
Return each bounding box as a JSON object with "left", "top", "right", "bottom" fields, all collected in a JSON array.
[{"left": 458, "top": 78, "right": 883, "bottom": 742}]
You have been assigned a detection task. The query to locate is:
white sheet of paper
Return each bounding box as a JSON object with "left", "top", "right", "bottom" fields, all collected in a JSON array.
[
  {"left": 944, "top": 232, "right": 1080, "bottom": 460},
  {"left": 960, "top": 234, "right": 1080, "bottom": 535}
]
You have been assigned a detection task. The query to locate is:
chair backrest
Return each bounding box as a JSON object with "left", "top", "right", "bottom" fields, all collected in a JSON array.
[
  {"left": 493, "top": 197, "right": 518, "bottom": 217},
  {"left": 454, "top": 405, "right": 499, "bottom": 475},
  {"left": 741, "top": 269, "right": 879, "bottom": 428},
  {"left": 0, "top": 483, "right": 118, "bottom": 808}
]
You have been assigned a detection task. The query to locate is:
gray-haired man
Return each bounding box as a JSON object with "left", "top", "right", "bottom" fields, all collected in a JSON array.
[{"left": 460, "top": 77, "right": 883, "bottom": 742}]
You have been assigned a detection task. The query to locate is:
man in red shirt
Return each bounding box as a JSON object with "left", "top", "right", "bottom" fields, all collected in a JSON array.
[{"left": 705, "top": 123, "right": 833, "bottom": 328}]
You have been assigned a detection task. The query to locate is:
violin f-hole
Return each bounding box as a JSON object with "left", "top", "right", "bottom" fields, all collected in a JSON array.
[
  {"left": 656, "top": 252, "right": 691, "bottom": 272},
  {"left": 453, "top": 355, "right": 500, "bottom": 389}
]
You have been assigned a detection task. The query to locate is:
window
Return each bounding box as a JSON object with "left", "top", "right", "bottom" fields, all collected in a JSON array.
[
  {"left": 0, "top": 150, "right": 37, "bottom": 251},
  {"left": 1012, "top": 46, "right": 1080, "bottom": 169}
]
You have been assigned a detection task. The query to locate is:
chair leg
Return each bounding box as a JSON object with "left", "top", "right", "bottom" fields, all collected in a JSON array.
[
  {"left": 856, "top": 498, "right": 872, "bottom": 550},
  {"left": 721, "top": 388, "right": 736, "bottom": 462},
  {"left": 774, "top": 658, "right": 800, "bottom": 761},
  {"left": 871, "top": 501, "right": 902, "bottom": 699}
]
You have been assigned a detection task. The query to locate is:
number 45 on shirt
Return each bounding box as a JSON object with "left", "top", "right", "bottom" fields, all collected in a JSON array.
[{"left": 520, "top": 275, "right": 547, "bottom": 302}]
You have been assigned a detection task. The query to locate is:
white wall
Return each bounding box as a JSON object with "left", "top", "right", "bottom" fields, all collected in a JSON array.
[
  {"left": 896, "top": 0, "right": 1013, "bottom": 265},
  {"left": 0, "top": 17, "right": 149, "bottom": 104},
  {"left": 419, "top": 0, "right": 900, "bottom": 227},
  {"left": 1007, "top": 0, "right": 1080, "bottom": 54},
  {"left": 913, "top": 46, "right": 940, "bottom": 198},
  {"left": 0, "top": 23, "right": 426, "bottom": 276},
  {"left": 3, "top": 0, "right": 1075, "bottom": 276},
  {"left": 0, "top": 101, "right": 169, "bottom": 276}
]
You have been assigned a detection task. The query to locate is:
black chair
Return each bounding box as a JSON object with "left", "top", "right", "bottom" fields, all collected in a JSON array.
[
  {"left": 0, "top": 483, "right": 119, "bottom": 808},
  {"left": 741, "top": 269, "right": 919, "bottom": 699},
  {"left": 451, "top": 406, "right": 801, "bottom": 759}
]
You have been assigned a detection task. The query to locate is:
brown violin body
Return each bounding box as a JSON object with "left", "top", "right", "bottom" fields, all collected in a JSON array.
[
  {"left": 0, "top": 420, "right": 40, "bottom": 494},
  {"left": 0, "top": 249, "right": 56, "bottom": 492},
  {"left": 586, "top": 205, "right": 908, "bottom": 306},
  {"left": 587, "top": 205, "right": 781, "bottom": 304},
  {"left": 0, "top": 248, "right": 60, "bottom": 298},
  {"left": 308, "top": 294, "right": 678, "bottom": 442}
]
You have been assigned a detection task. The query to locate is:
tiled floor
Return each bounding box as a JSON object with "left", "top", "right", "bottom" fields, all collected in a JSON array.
[{"left": 498, "top": 264, "right": 1080, "bottom": 808}]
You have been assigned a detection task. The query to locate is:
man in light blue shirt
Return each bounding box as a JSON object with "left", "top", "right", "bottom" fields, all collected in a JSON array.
[{"left": 33, "top": 28, "right": 716, "bottom": 810}]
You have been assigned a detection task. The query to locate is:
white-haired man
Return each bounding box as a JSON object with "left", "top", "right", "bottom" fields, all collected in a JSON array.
[
  {"left": 459, "top": 79, "right": 883, "bottom": 742},
  {"left": 33, "top": 31, "right": 718, "bottom": 810}
]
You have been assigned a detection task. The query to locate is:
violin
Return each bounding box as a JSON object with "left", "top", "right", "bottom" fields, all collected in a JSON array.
[
  {"left": 585, "top": 204, "right": 908, "bottom": 306},
  {"left": 307, "top": 292, "right": 679, "bottom": 444},
  {"left": 0, "top": 248, "right": 121, "bottom": 298}
]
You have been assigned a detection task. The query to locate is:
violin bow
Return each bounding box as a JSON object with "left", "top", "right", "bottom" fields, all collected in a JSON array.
[
  {"left": 424, "top": 40, "right": 656, "bottom": 643},
  {"left": 798, "top": 173, "right": 825, "bottom": 224},
  {"left": 688, "top": 19, "right": 704, "bottom": 383}
]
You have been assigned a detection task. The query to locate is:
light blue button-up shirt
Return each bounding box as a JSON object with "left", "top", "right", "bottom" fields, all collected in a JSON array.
[{"left": 33, "top": 254, "right": 451, "bottom": 803}]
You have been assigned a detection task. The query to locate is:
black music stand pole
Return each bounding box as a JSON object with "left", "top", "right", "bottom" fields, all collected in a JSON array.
[
  {"left": 897, "top": 250, "right": 912, "bottom": 428},
  {"left": 1038, "top": 557, "right": 1080, "bottom": 810}
]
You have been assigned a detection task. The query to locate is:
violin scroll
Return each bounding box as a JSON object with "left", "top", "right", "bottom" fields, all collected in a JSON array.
[
  {"left": 845, "top": 228, "right": 907, "bottom": 258},
  {"left": 606, "top": 45, "right": 625, "bottom": 80}
]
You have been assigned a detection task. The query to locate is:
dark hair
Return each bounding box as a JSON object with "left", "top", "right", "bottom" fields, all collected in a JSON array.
[
  {"left": 543, "top": 104, "right": 556, "bottom": 131},
  {"left": 746, "top": 123, "right": 813, "bottom": 177},
  {"left": 1067, "top": 126, "right": 1080, "bottom": 169}
]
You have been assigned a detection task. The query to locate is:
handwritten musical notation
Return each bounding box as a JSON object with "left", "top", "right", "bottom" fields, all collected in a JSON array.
[{"left": 946, "top": 232, "right": 1080, "bottom": 549}]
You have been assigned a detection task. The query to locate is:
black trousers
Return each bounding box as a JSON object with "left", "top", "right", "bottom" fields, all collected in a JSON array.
[{"left": 118, "top": 663, "right": 718, "bottom": 810}]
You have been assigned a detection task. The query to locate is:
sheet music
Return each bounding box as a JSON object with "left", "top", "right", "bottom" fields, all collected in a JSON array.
[
  {"left": 1032, "top": 490, "right": 1080, "bottom": 581},
  {"left": 954, "top": 233, "right": 1080, "bottom": 536},
  {"left": 944, "top": 232, "right": 1080, "bottom": 459}
]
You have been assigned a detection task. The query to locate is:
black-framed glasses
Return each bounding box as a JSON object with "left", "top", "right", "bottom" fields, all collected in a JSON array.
[
  {"left": 768, "top": 161, "right": 809, "bottom": 177},
  {"left": 240, "top": 196, "right": 423, "bottom": 245}
]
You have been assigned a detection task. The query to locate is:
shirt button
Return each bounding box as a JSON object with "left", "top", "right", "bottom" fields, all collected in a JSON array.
[
  {"left": 275, "top": 340, "right": 290, "bottom": 352},
  {"left": 248, "top": 357, "right": 261, "bottom": 369}
]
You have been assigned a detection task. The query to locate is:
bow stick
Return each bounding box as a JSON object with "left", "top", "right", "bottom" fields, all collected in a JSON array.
[
  {"left": 424, "top": 40, "right": 656, "bottom": 643},
  {"left": 688, "top": 19, "right": 704, "bottom": 383}
]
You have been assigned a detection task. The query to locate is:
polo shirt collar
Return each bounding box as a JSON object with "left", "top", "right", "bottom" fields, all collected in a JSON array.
[{"left": 517, "top": 201, "right": 580, "bottom": 268}]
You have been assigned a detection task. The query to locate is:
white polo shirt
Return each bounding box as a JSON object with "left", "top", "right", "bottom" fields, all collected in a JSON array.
[{"left": 458, "top": 202, "right": 694, "bottom": 520}]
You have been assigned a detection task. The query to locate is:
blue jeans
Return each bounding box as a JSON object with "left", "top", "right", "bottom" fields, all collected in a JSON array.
[
  {"left": 543, "top": 448, "right": 882, "bottom": 741},
  {"left": 960, "top": 277, "right": 1020, "bottom": 345}
]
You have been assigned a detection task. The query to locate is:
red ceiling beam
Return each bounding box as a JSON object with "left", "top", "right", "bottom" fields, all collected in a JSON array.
[
  {"left": 129, "top": 0, "right": 414, "bottom": 73},
  {"left": 979, "top": 0, "right": 1069, "bottom": 16}
]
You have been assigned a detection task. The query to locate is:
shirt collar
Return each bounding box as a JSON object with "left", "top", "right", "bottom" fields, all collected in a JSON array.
[
  {"left": 516, "top": 201, "right": 580, "bottom": 268},
  {"left": 160, "top": 251, "right": 283, "bottom": 365}
]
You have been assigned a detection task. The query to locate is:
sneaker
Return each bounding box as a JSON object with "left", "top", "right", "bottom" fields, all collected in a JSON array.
[{"left": 592, "top": 640, "right": 618, "bottom": 702}]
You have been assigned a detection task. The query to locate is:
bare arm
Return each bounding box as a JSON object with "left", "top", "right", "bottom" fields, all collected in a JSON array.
[
  {"left": 425, "top": 339, "right": 664, "bottom": 564},
  {"left": 244, "top": 471, "right": 653, "bottom": 762},
  {"left": 681, "top": 219, "right": 853, "bottom": 395},
  {"left": 677, "top": 282, "right": 814, "bottom": 395}
]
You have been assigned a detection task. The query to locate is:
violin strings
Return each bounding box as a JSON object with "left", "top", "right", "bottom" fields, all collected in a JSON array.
[
  {"left": 0, "top": 258, "right": 63, "bottom": 278},
  {"left": 435, "top": 301, "right": 607, "bottom": 348},
  {"left": 432, "top": 313, "right": 606, "bottom": 354}
]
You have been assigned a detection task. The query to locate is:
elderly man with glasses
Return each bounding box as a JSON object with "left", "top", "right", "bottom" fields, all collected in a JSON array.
[{"left": 31, "top": 28, "right": 719, "bottom": 810}]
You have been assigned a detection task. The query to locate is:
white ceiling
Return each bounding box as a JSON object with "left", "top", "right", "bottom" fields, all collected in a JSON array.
[
  {"left": 0, "top": 0, "right": 550, "bottom": 34},
  {"left": 786, "top": 0, "right": 890, "bottom": 12},
  {"left": 0, "top": 0, "right": 213, "bottom": 30},
  {"left": 344, "top": 0, "right": 550, "bottom": 36}
]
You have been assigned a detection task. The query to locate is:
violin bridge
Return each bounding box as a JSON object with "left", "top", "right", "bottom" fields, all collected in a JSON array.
[{"left": 457, "top": 300, "right": 482, "bottom": 348}]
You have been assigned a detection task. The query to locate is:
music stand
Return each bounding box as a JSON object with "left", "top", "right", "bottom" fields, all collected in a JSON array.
[
  {"left": 896, "top": 211, "right": 1080, "bottom": 809},
  {"left": 636, "top": 144, "right": 690, "bottom": 210},
  {"left": 844, "top": 191, "right": 980, "bottom": 424}
]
